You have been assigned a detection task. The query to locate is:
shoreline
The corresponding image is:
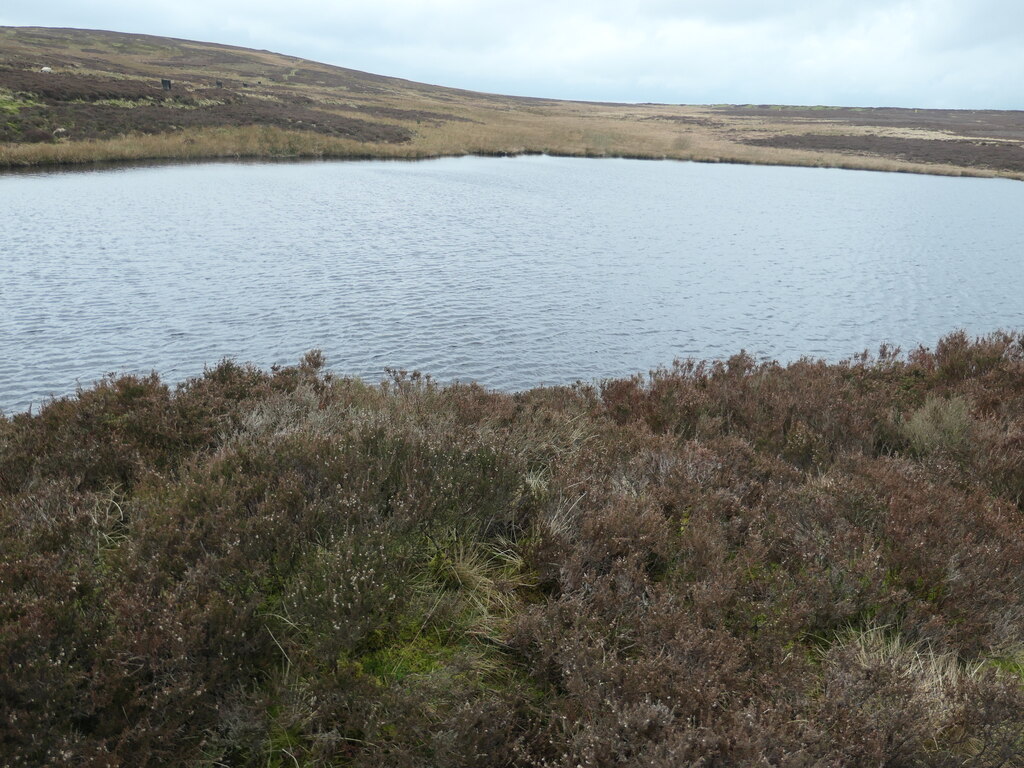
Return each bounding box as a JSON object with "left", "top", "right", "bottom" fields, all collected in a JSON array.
[
  {"left": 3, "top": 131, "right": 1021, "bottom": 181},
  {"left": 5, "top": 328, "right": 1023, "bottom": 418}
]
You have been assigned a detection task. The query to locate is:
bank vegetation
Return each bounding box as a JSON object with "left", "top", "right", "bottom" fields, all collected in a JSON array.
[{"left": 4, "top": 331, "right": 1024, "bottom": 765}]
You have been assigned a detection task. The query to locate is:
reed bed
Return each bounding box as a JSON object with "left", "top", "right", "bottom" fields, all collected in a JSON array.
[{"left": 4, "top": 120, "right": 1012, "bottom": 181}]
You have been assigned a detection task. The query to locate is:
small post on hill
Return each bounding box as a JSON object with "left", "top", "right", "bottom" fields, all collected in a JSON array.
[{"left": 161, "top": 79, "right": 172, "bottom": 91}]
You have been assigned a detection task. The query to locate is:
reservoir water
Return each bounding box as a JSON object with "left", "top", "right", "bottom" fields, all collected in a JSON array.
[{"left": 2, "top": 155, "right": 1023, "bottom": 414}]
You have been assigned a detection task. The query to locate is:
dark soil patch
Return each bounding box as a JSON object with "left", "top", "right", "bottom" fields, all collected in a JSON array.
[
  {"left": 1, "top": 100, "right": 410, "bottom": 143},
  {"left": 715, "top": 105, "right": 1024, "bottom": 140},
  {"left": 354, "top": 105, "right": 475, "bottom": 123},
  {"left": 640, "top": 114, "right": 718, "bottom": 127},
  {"left": 286, "top": 66, "right": 396, "bottom": 92},
  {"left": 742, "top": 133, "right": 1024, "bottom": 173},
  {"left": 0, "top": 66, "right": 412, "bottom": 143},
  {"left": 148, "top": 49, "right": 252, "bottom": 67},
  {"left": 0, "top": 68, "right": 163, "bottom": 101}
]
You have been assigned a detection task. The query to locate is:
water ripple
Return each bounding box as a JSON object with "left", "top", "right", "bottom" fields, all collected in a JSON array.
[{"left": 2, "top": 156, "right": 1024, "bottom": 413}]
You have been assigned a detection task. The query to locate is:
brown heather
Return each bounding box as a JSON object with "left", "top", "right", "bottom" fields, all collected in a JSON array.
[{"left": 3, "top": 331, "right": 1024, "bottom": 766}]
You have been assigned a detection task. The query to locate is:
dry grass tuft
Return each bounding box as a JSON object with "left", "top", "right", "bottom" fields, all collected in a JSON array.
[{"left": 902, "top": 395, "right": 973, "bottom": 456}]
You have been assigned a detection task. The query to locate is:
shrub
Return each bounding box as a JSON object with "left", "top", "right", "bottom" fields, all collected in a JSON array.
[{"left": 4, "top": 336, "right": 1024, "bottom": 765}]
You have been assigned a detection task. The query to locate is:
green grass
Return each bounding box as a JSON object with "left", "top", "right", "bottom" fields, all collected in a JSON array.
[{"left": 0, "top": 88, "right": 38, "bottom": 114}]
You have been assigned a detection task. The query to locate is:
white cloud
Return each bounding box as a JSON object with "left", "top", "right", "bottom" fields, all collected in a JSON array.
[{"left": 2, "top": 0, "right": 1022, "bottom": 107}]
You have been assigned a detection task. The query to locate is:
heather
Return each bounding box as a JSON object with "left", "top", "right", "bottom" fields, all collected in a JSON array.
[{"left": 3, "top": 332, "right": 1024, "bottom": 766}]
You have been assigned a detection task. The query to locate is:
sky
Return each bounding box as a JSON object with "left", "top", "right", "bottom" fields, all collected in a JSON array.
[{"left": 2, "top": 1, "right": 1022, "bottom": 109}]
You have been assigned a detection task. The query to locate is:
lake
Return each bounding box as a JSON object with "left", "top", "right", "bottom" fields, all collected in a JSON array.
[{"left": 2, "top": 155, "right": 1023, "bottom": 414}]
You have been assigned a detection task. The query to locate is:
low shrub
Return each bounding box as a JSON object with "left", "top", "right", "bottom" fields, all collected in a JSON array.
[{"left": 3, "top": 332, "right": 1024, "bottom": 765}]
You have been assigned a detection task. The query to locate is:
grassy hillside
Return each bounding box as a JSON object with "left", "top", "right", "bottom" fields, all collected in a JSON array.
[
  {"left": 3, "top": 332, "right": 1024, "bottom": 765},
  {"left": 2, "top": 26, "right": 1024, "bottom": 178}
]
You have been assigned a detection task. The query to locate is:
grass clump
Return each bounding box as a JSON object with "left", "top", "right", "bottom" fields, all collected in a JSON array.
[
  {"left": 821, "top": 626, "right": 1024, "bottom": 763},
  {"left": 902, "top": 394, "right": 973, "bottom": 456},
  {"left": 3, "top": 331, "right": 1024, "bottom": 765},
  {"left": 0, "top": 87, "right": 38, "bottom": 114}
]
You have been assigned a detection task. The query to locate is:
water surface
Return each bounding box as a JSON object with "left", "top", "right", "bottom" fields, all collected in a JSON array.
[{"left": 2, "top": 156, "right": 1022, "bottom": 413}]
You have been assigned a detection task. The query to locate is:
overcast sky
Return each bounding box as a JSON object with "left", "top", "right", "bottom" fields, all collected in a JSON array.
[{"left": 2, "top": 1, "right": 1022, "bottom": 109}]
